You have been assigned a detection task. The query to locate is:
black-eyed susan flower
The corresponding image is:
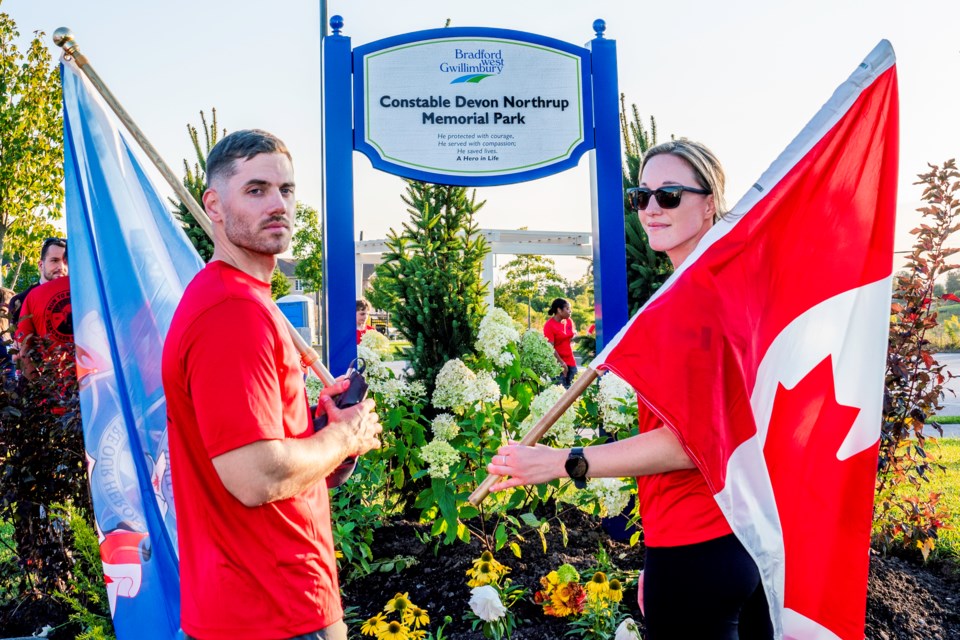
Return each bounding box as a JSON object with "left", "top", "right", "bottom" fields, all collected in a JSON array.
[
  {"left": 608, "top": 578, "right": 624, "bottom": 602},
  {"left": 359, "top": 612, "right": 386, "bottom": 636},
  {"left": 385, "top": 592, "right": 412, "bottom": 615},
  {"left": 586, "top": 571, "right": 609, "bottom": 599},
  {"left": 379, "top": 620, "right": 410, "bottom": 640},
  {"left": 402, "top": 605, "right": 430, "bottom": 628}
]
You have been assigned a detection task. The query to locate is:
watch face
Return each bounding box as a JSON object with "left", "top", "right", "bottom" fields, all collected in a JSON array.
[{"left": 565, "top": 455, "right": 587, "bottom": 479}]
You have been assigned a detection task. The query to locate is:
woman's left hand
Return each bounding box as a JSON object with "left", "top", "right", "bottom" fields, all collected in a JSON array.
[{"left": 487, "top": 441, "right": 567, "bottom": 492}]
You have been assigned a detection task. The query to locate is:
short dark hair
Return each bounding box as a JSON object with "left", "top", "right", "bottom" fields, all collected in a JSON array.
[
  {"left": 356, "top": 298, "right": 372, "bottom": 312},
  {"left": 205, "top": 129, "right": 292, "bottom": 187},
  {"left": 41, "top": 237, "right": 67, "bottom": 261},
  {"left": 548, "top": 298, "right": 568, "bottom": 316}
]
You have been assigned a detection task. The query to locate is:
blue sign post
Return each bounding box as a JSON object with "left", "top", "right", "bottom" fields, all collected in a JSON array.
[{"left": 321, "top": 16, "right": 627, "bottom": 375}]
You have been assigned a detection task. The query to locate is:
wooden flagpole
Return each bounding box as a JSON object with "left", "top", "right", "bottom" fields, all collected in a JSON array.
[
  {"left": 467, "top": 367, "right": 599, "bottom": 506},
  {"left": 53, "top": 28, "right": 336, "bottom": 387}
]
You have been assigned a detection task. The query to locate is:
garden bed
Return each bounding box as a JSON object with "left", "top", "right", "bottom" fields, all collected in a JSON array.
[{"left": 341, "top": 510, "right": 960, "bottom": 640}]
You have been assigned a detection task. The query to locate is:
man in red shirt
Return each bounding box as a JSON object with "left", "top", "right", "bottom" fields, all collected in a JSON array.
[
  {"left": 162, "top": 130, "right": 382, "bottom": 640},
  {"left": 17, "top": 240, "right": 73, "bottom": 380}
]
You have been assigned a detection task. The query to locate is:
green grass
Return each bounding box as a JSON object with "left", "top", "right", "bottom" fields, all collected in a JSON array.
[
  {"left": 932, "top": 415, "right": 960, "bottom": 425},
  {"left": 913, "top": 439, "right": 960, "bottom": 562}
]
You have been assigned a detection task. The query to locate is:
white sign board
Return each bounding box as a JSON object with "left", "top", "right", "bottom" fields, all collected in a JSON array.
[{"left": 355, "top": 32, "right": 592, "bottom": 185}]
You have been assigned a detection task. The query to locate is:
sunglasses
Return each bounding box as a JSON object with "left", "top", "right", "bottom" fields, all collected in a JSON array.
[{"left": 626, "top": 185, "right": 711, "bottom": 211}]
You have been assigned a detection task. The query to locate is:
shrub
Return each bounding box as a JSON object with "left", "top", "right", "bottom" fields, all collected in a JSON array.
[
  {"left": 367, "top": 181, "right": 489, "bottom": 397},
  {"left": 878, "top": 160, "right": 960, "bottom": 557}
]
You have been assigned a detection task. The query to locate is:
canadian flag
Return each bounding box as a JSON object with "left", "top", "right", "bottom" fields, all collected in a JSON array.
[{"left": 593, "top": 41, "right": 898, "bottom": 640}]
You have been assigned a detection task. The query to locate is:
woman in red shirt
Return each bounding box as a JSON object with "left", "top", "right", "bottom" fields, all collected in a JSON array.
[
  {"left": 488, "top": 140, "right": 773, "bottom": 640},
  {"left": 543, "top": 298, "right": 577, "bottom": 388}
]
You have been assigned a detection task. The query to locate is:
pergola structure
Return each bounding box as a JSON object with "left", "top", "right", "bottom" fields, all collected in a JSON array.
[{"left": 355, "top": 228, "right": 592, "bottom": 309}]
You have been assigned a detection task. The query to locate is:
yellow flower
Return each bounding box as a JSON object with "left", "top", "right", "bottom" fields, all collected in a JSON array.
[
  {"left": 467, "top": 561, "right": 499, "bottom": 587},
  {"left": 586, "top": 571, "right": 609, "bottom": 599},
  {"left": 360, "top": 612, "right": 386, "bottom": 636},
  {"left": 467, "top": 552, "right": 510, "bottom": 587},
  {"left": 608, "top": 579, "right": 624, "bottom": 603},
  {"left": 403, "top": 605, "right": 430, "bottom": 629},
  {"left": 385, "top": 592, "right": 412, "bottom": 614},
  {"left": 408, "top": 631, "right": 428, "bottom": 640},
  {"left": 378, "top": 620, "right": 410, "bottom": 640}
]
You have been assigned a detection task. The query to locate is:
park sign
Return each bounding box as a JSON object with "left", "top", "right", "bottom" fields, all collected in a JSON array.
[
  {"left": 322, "top": 18, "right": 626, "bottom": 376},
  {"left": 353, "top": 28, "right": 593, "bottom": 186}
]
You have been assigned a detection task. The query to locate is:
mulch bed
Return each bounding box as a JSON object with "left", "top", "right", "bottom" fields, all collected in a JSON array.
[
  {"left": 3, "top": 510, "right": 959, "bottom": 638},
  {"left": 342, "top": 509, "right": 960, "bottom": 640}
]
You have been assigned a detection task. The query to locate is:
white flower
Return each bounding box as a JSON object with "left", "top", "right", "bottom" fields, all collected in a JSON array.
[
  {"left": 598, "top": 373, "right": 637, "bottom": 435},
  {"left": 368, "top": 376, "right": 409, "bottom": 408},
  {"left": 588, "top": 477, "right": 632, "bottom": 517},
  {"left": 519, "top": 329, "right": 562, "bottom": 380},
  {"left": 357, "top": 344, "right": 391, "bottom": 381},
  {"left": 519, "top": 385, "right": 577, "bottom": 445},
  {"left": 431, "top": 413, "right": 461, "bottom": 441},
  {"left": 469, "top": 585, "right": 507, "bottom": 622},
  {"left": 360, "top": 328, "right": 393, "bottom": 359},
  {"left": 36, "top": 626, "right": 54, "bottom": 638},
  {"left": 432, "top": 359, "right": 479, "bottom": 409},
  {"left": 615, "top": 617, "right": 642, "bottom": 640},
  {"left": 476, "top": 307, "right": 521, "bottom": 368},
  {"left": 407, "top": 380, "right": 427, "bottom": 403},
  {"left": 472, "top": 371, "right": 502, "bottom": 404},
  {"left": 420, "top": 439, "right": 460, "bottom": 478}
]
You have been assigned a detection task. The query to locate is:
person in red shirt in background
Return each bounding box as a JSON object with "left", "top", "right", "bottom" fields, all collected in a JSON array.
[
  {"left": 488, "top": 140, "right": 773, "bottom": 640},
  {"left": 17, "top": 240, "right": 73, "bottom": 381},
  {"left": 356, "top": 298, "right": 373, "bottom": 344},
  {"left": 543, "top": 297, "right": 577, "bottom": 388},
  {"left": 162, "top": 130, "right": 382, "bottom": 640}
]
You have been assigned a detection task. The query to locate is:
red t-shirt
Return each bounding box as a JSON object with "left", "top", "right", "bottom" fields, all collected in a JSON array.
[
  {"left": 162, "top": 261, "right": 342, "bottom": 639},
  {"left": 543, "top": 317, "right": 576, "bottom": 366},
  {"left": 356, "top": 324, "right": 373, "bottom": 345},
  {"left": 635, "top": 404, "right": 732, "bottom": 547},
  {"left": 17, "top": 276, "right": 73, "bottom": 346}
]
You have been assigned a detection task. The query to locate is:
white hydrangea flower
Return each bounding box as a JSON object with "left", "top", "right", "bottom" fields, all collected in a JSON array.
[
  {"left": 360, "top": 328, "right": 393, "bottom": 359},
  {"left": 368, "top": 376, "right": 410, "bottom": 408},
  {"left": 357, "top": 344, "right": 391, "bottom": 381},
  {"left": 433, "top": 359, "right": 479, "bottom": 409},
  {"left": 615, "top": 617, "right": 642, "bottom": 640},
  {"left": 468, "top": 585, "right": 507, "bottom": 622},
  {"left": 588, "top": 477, "right": 632, "bottom": 518},
  {"left": 598, "top": 373, "right": 637, "bottom": 435},
  {"left": 472, "top": 371, "right": 502, "bottom": 404},
  {"left": 420, "top": 439, "right": 460, "bottom": 479},
  {"left": 518, "top": 329, "right": 562, "bottom": 380},
  {"left": 519, "top": 385, "right": 577, "bottom": 446},
  {"left": 431, "top": 413, "right": 460, "bottom": 441},
  {"left": 476, "top": 307, "right": 521, "bottom": 368},
  {"left": 407, "top": 380, "right": 427, "bottom": 404}
]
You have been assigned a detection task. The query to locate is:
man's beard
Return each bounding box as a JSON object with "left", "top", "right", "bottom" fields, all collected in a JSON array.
[{"left": 224, "top": 215, "right": 291, "bottom": 255}]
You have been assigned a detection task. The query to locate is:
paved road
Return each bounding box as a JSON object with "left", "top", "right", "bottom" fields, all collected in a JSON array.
[{"left": 932, "top": 352, "right": 960, "bottom": 438}]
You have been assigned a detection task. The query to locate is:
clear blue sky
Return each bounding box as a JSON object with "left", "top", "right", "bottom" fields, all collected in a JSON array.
[{"left": 8, "top": 0, "right": 960, "bottom": 280}]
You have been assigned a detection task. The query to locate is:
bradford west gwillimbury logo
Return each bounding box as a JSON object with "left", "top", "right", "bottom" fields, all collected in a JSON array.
[{"left": 441, "top": 47, "right": 504, "bottom": 84}]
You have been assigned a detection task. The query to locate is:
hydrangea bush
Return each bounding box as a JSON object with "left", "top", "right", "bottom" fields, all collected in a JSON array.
[{"left": 330, "top": 307, "right": 640, "bottom": 559}]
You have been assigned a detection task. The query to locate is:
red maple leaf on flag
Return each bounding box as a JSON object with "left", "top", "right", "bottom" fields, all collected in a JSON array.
[{"left": 764, "top": 356, "right": 877, "bottom": 639}]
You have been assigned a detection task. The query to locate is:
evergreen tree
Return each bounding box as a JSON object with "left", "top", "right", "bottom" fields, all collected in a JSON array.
[
  {"left": 292, "top": 202, "right": 323, "bottom": 292},
  {"left": 0, "top": 12, "right": 63, "bottom": 286},
  {"left": 620, "top": 95, "right": 673, "bottom": 313},
  {"left": 171, "top": 109, "right": 223, "bottom": 261},
  {"left": 270, "top": 266, "right": 291, "bottom": 300},
  {"left": 368, "top": 181, "right": 488, "bottom": 395}
]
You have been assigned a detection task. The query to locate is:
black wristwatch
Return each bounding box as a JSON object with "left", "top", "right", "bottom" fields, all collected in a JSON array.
[{"left": 565, "top": 447, "right": 589, "bottom": 489}]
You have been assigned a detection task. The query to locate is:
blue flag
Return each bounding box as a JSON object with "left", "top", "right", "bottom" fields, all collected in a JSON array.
[{"left": 62, "top": 57, "right": 203, "bottom": 639}]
